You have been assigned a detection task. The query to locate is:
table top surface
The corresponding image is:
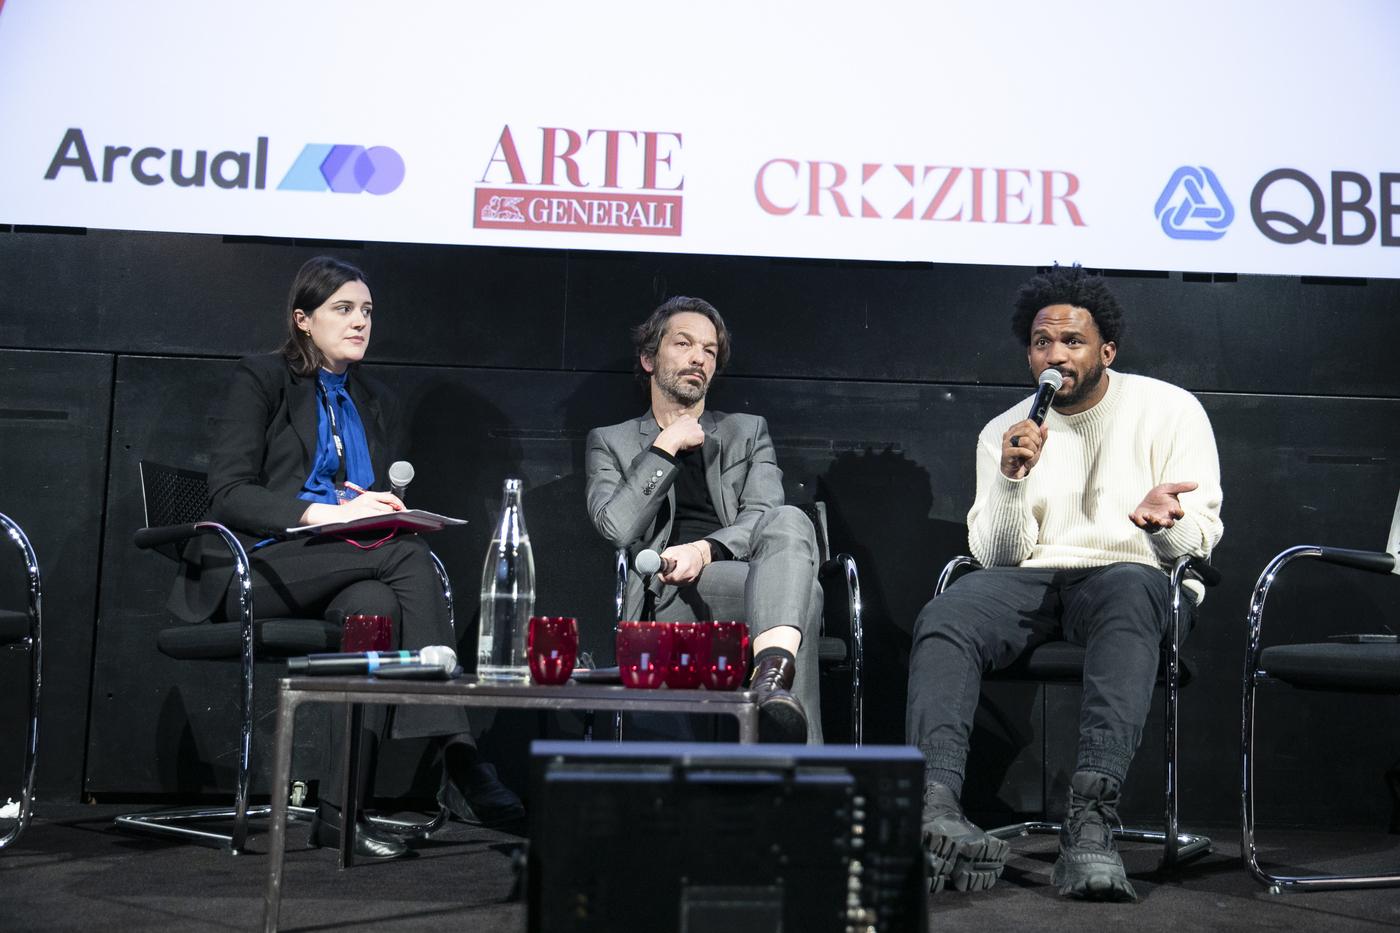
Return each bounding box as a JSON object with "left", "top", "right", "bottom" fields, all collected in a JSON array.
[{"left": 277, "top": 674, "right": 759, "bottom": 704}]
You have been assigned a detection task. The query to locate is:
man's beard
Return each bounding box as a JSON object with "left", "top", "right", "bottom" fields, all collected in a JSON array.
[
  {"left": 656, "top": 365, "right": 708, "bottom": 405},
  {"left": 1052, "top": 360, "right": 1106, "bottom": 410}
]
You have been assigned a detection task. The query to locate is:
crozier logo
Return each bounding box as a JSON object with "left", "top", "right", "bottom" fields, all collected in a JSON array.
[
  {"left": 42, "top": 128, "right": 405, "bottom": 196},
  {"left": 473, "top": 125, "right": 684, "bottom": 237},
  {"left": 278, "top": 144, "right": 405, "bottom": 195},
  {"left": 1155, "top": 166, "right": 1233, "bottom": 240}
]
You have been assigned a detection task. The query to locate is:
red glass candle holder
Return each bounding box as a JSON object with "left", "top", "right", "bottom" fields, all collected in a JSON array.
[
  {"left": 616, "top": 621, "right": 674, "bottom": 689},
  {"left": 528, "top": 616, "right": 579, "bottom": 686},
  {"left": 704, "top": 620, "right": 750, "bottom": 691},
  {"left": 666, "top": 621, "right": 711, "bottom": 689},
  {"left": 341, "top": 614, "right": 394, "bottom": 653}
]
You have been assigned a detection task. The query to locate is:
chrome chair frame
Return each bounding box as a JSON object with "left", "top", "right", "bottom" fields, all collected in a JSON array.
[
  {"left": 610, "top": 502, "right": 865, "bottom": 744},
  {"left": 115, "top": 462, "right": 450, "bottom": 853},
  {"left": 935, "top": 553, "right": 1216, "bottom": 869},
  {"left": 1241, "top": 519, "right": 1400, "bottom": 893},
  {"left": 0, "top": 512, "right": 42, "bottom": 852}
]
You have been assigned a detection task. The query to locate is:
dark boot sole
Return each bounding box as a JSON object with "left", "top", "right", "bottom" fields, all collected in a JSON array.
[
  {"left": 757, "top": 694, "right": 808, "bottom": 743},
  {"left": 925, "top": 833, "right": 960, "bottom": 893},
  {"left": 948, "top": 833, "right": 1011, "bottom": 892},
  {"left": 1052, "top": 858, "right": 1137, "bottom": 902}
]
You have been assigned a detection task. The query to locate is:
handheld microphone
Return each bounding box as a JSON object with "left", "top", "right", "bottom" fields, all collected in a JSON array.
[
  {"left": 388, "top": 460, "right": 415, "bottom": 502},
  {"left": 286, "top": 644, "right": 456, "bottom": 675},
  {"left": 1026, "top": 369, "right": 1065, "bottom": 426},
  {"left": 635, "top": 548, "right": 676, "bottom": 576}
]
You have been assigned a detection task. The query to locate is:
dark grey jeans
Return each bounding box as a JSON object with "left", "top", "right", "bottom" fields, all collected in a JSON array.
[{"left": 906, "top": 562, "right": 1185, "bottom": 790}]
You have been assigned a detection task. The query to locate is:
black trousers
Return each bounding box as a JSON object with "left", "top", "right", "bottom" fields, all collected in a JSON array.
[
  {"left": 905, "top": 563, "right": 1182, "bottom": 790},
  {"left": 226, "top": 532, "right": 471, "bottom": 806}
]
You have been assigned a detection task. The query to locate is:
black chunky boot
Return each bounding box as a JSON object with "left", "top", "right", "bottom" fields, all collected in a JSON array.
[
  {"left": 921, "top": 782, "right": 1010, "bottom": 892},
  {"left": 1052, "top": 771, "right": 1137, "bottom": 901},
  {"left": 748, "top": 647, "right": 808, "bottom": 743},
  {"left": 309, "top": 803, "right": 409, "bottom": 861}
]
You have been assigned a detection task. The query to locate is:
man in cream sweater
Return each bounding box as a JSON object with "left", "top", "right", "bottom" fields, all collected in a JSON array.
[{"left": 908, "top": 266, "right": 1223, "bottom": 900}]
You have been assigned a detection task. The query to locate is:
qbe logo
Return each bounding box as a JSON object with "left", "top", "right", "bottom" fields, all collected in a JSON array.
[
  {"left": 1155, "top": 167, "right": 1233, "bottom": 240},
  {"left": 279, "top": 144, "right": 405, "bottom": 195},
  {"left": 43, "top": 128, "right": 404, "bottom": 195}
]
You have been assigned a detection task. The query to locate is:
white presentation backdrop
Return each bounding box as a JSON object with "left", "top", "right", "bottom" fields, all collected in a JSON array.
[{"left": 1, "top": 0, "right": 1396, "bottom": 278}]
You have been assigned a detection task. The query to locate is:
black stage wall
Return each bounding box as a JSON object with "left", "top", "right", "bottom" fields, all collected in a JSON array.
[{"left": 0, "top": 226, "right": 1396, "bottom": 829}]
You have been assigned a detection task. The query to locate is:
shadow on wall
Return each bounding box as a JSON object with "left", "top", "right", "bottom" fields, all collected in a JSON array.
[{"left": 817, "top": 447, "right": 969, "bottom": 745}]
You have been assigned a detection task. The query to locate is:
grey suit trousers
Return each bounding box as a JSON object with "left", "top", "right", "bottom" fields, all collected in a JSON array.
[{"left": 652, "top": 505, "right": 824, "bottom": 743}]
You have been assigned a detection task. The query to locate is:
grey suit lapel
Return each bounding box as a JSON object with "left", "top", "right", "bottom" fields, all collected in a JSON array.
[
  {"left": 700, "top": 410, "right": 735, "bottom": 526},
  {"left": 637, "top": 411, "right": 673, "bottom": 546}
]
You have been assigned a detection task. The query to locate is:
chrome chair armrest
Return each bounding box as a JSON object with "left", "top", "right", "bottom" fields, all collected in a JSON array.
[
  {"left": 0, "top": 513, "right": 41, "bottom": 852},
  {"left": 934, "top": 555, "right": 981, "bottom": 596}
]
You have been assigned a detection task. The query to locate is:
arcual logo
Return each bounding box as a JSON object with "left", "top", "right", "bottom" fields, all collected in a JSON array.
[
  {"left": 43, "top": 128, "right": 404, "bottom": 195},
  {"left": 1155, "top": 166, "right": 1234, "bottom": 240},
  {"left": 278, "top": 144, "right": 405, "bottom": 195}
]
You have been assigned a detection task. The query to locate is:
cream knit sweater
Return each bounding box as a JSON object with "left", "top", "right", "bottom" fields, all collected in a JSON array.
[{"left": 968, "top": 370, "right": 1223, "bottom": 591}]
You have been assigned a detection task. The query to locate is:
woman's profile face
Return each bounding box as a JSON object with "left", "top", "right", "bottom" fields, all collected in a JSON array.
[{"left": 295, "top": 279, "right": 373, "bottom": 373}]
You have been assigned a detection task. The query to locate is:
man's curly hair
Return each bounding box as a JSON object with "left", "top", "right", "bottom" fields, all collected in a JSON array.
[{"left": 1010, "top": 265, "right": 1124, "bottom": 347}]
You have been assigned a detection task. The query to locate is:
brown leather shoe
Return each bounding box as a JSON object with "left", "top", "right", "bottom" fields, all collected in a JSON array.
[{"left": 749, "top": 651, "right": 808, "bottom": 743}]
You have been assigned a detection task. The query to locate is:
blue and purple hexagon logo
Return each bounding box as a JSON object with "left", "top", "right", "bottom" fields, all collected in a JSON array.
[{"left": 278, "top": 144, "right": 404, "bottom": 195}]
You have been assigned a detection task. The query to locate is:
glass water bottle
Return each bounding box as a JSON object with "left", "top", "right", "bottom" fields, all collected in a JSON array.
[{"left": 477, "top": 478, "right": 534, "bottom": 681}]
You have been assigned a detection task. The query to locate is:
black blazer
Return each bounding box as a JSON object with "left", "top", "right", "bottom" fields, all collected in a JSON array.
[{"left": 167, "top": 352, "right": 405, "bottom": 623}]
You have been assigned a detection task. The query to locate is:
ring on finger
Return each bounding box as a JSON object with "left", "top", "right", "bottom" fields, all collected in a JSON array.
[{"left": 1010, "top": 435, "right": 1021, "bottom": 448}]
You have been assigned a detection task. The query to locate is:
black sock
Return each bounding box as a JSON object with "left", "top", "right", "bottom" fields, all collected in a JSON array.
[{"left": 754, "top": 646, "right": 796, "bottom": 667}]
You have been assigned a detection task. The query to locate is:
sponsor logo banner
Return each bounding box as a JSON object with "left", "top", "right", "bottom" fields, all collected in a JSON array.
[{"left": 474, "top": 187, "right": 681, "bottom": 236}]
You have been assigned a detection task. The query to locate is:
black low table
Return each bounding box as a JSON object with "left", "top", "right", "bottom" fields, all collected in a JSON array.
[{"left": 261, "top": 675, "right": 760, "bottom": 932}]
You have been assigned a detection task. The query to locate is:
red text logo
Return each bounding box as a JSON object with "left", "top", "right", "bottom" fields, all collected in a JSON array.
[
  {"left": 474, "top": 126, "right": 683, "bottom": 237},
  {"left": 754, "top": 160, "right": 1085, "bottom": 226}
]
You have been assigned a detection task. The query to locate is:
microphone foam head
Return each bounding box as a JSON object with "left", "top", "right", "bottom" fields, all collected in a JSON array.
[
  {"left": 389, "top": 460, "right": 415, "bottom": 487},
  {"left": 419, "top": 645, "right": 457, "bottom": 671},
  {"left": 1038, "top": 368, "right": 1065, "bottom": 390},
  {"left": 635, "top": 549, "right": 662, "bottom": 575}
]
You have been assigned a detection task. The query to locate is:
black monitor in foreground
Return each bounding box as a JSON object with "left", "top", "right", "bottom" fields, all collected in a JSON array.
[{"left": 527, "top": 741, "right": 927, "bottom": 933}]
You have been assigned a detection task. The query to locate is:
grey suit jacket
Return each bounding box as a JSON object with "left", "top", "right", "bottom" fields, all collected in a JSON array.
[{"left": 584, "top": 409, "right": 785, "bottom": 619}]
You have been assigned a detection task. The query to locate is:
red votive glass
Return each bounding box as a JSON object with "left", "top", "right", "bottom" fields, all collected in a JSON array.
[
  {"left": 528, "top": 616, "right": 579, "bottom": 686},
  {"left": 616, "top": 621, "right": 674, "bottom": 689}
]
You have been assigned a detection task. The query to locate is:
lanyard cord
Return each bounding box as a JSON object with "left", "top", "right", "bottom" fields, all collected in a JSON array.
[{"left": 318, "top": 384, "right": 348, "bottom": 486}]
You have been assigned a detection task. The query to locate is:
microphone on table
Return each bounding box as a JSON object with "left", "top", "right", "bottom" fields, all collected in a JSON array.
[
  {"left": 287, "top": 644, "right": 456, "bottom": 675},
  {"left": 1026, "top": 368, "right": 1064, "bottom": 426},
  {"left": 635, "top": 548, "right": 676, "bottom": 576},
  {"left": 388, "top": 460, "right": 415, "bottom": 502}
]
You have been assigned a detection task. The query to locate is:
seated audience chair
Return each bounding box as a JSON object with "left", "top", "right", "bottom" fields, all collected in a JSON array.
[
  {"left": 935, "top": 553, "right": 1219, "bottom": 868},
  {"left": 1241, "top": 489, "right": 1400, "bottom": 893},
  {"left": 611, "top": 501, "right": 865, "bottom": 744},
  {"left": 0, "top": 512, "right": 41, "bottom": 852},
  {"left": 115, "top": 462, "right": 450, "bottom": 853}
]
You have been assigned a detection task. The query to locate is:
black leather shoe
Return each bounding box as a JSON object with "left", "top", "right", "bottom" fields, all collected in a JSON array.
[
  {"left": 438, "top": 760, "right": 525, "bottom": 827},
  {"left": 309, "top": 807, "right": 409, "bottom": 861},
  {"left": 749, "top": 651, "right": 808, "bottom": 744}
]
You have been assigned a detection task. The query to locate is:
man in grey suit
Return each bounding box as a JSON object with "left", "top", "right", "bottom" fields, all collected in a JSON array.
[{"left": 585, "top": 296, "right": 823, "bottom": 742}]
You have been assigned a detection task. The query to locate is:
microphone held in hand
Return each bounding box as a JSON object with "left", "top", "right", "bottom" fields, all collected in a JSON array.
[
  {"left": 287, "top": 644, "right": 456, "bottom": 675},
  {"left": 1026, "top": 369, "right": 1065, "bottom": 426},
  {"left": 388, "top": 460, "right": 415, "bottom": 502},
  {"left": 635, "top": 548, "right": 676, "bottom": 576}
]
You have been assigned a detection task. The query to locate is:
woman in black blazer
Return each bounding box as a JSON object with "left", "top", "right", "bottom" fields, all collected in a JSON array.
[{"left": 183, "top": 256, "right": 520, "bottom": 859}]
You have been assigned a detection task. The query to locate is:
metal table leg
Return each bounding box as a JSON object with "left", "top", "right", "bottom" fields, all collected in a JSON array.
[{"left": 262, "top": 686, "right": 303, "bottom": 933}]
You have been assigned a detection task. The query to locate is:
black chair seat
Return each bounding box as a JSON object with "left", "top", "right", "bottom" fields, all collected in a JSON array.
[
  {"left": 0, "top": 609, "right": 29, "bottom": 643},
  {"left": 817, "top": 635, "right": 848, "bottom": 664},
  {"left": 985, "top": 639, "right": 1195, "bottom": 687},
  {"left": 157, "top": 619, "right": 341, "bottom": 661},
  {"left": 1261, "top": 643, "right": 1400, "bottom": 693}
]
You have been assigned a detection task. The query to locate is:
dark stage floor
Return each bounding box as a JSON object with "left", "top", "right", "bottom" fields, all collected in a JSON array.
[{"left": 2, "top": 804, "right": 1399, "bottom": 931}]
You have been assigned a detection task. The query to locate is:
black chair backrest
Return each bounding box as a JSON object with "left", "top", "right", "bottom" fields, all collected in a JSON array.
[
  {"left": 795, "top": 501, "right": 832, "bottom": 566},
  {"left": 139, "top": 461, "right": 212, "bottom": 528}
]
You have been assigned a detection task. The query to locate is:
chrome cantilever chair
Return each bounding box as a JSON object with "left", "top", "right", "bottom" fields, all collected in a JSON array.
[
  {"left": 1241, "top": 489, "right": 1400, "bottom": 893},
  {"left": 0, "top": 512, "right": 41, "bottom": 852},
  {"left": 115, "top": 462, "right": 451, "bottom": 853},
  {"left": 935, "top": 553, "right": 1219, "bottom": 868},
  {"left": 612, "top": 501, "right": 865, "bottom": 744}
]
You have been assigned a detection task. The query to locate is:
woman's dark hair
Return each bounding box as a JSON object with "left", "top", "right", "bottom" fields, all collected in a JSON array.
[
  {"left": 279, "top": 256, "right": 370, "bottom": 375},
  {"left": 1010, "top": 264, "right": 1123, "bottom": 347},
  {"left": 631, "top": 296, "right": 731, "bottom": 384}
]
